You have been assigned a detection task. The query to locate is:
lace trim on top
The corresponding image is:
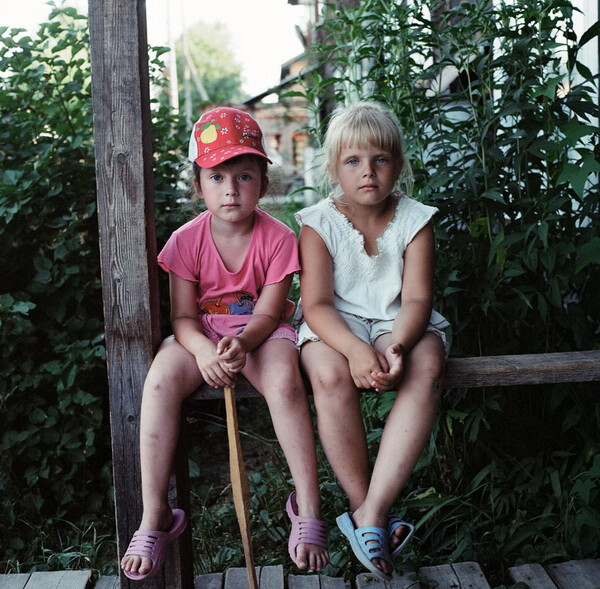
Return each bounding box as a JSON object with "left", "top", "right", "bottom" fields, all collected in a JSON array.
[{"left": 324, "top": 191, "right": 404, "bottom": 261}]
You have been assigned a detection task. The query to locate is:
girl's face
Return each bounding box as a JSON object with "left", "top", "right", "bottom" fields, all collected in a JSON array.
[
  {"left": 331, "top": 143, "right": 398, "bottom": 208},
  {"left": 194, "top": 157, "right": 268, "bottom": 226}
]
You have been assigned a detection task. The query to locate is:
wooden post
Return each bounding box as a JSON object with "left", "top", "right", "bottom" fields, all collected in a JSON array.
[{"left": 88, "top": 1, "right": 193, "bottom": 587}]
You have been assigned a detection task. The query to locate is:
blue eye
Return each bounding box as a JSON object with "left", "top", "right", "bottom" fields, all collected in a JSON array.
[
  {"left": 210, "top": 173, "right": 222, "bottom": 181},
  {"left": 239, "top": 174, "right": 251, "bottom": 181}
]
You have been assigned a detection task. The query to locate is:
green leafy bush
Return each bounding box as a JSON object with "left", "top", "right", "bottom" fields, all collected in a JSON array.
[
  {"left": 289, "top": 0, "right": 600, "bottom": 580},
  {"left": 0, "top": 5, "right": 187, "bottom": 572}
]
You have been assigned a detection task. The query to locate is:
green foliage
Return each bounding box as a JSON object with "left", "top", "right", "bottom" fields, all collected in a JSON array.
[
  {"left": 308, "top": 0, "right": 600, "bottom": 357},
  {"left": 0, "top": 4, "right": 187, "bottom": 572},
  {"left": 282, "top": 0, "right": 600, "bottom": 580},
  {"left": 0, "top": 6, "right": 108, "bottom": 569}
]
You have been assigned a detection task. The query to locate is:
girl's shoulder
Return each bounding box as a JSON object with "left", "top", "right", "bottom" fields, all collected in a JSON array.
[
  {"left": 254, "top": 208, "right": 296, "bottom": 238},
  {"left": 393, "top": 192, "right": 438, "bottom": 222},
  {"left": 386, "top": 192, "right": 439, "bottom": 245},
  {"left": 395, "top": 191, "right": 437, "bottom": 211},
  {"left": 170, "top": 209, "right": 211, "bottom": 237},
  {"left": 294, "top": 196, "right": 336, "bottom": 227}
]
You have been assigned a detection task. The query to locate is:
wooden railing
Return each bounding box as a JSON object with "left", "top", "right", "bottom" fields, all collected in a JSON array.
[{"left": 190, "top": 350, "right": 600, "bottom": 400}]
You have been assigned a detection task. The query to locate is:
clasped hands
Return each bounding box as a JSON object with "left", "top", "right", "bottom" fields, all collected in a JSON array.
[
  {"left": 347, "top": 342, "right": 405, "bottom": 392},
  {"left": 195, "top": 336, "right": 246, "bottom": 388}
]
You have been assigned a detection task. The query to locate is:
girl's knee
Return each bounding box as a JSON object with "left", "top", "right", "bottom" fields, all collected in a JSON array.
[
  {"left": 310, "top": 364, "right": 352, "bottom": 393},
  {"left": 143, "top": 341, "right": 200, "bottom": 400},
  {"left": 260, "top": 365, "right": 307, "bottom": 405},
  {"left": 407, "top": 337, "right": 446, "bottom": 384}
]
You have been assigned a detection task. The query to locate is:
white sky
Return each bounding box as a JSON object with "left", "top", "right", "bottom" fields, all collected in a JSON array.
[{"left": 0, "top": 0, "right": 309, "bottom": 97}]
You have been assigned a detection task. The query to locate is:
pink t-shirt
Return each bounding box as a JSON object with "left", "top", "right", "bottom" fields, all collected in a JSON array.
[{"left": 157, "top": 208, "right": 300, "bottom": 334}]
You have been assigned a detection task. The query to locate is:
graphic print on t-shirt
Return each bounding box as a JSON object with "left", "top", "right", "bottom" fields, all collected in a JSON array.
[{"left": 200, "top": 291, "right": 255, "bottom": 315}]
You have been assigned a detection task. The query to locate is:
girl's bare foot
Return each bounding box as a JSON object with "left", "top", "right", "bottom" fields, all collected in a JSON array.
[{"left": 120, "top": 505, "right": 174, "bottom": 576}]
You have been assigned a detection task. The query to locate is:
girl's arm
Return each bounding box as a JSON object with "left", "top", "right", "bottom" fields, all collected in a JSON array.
[
  {"left": 392, "top": 221, "right": 435, "bottom": 347},
  {"left": 219, "top": 274, "right": 292, "bottom": 354},
  {"left": 169, "top": 272, "right": 236, "bottom": 388},
  {"left": 299, "top": 225, "right": 388, "bottom": 389},
  {"left": 216, "top": 275, "right": 293, "bottom": 369},
  {"left": 372, "top": 222, "right": 435, "bottom": 390}
]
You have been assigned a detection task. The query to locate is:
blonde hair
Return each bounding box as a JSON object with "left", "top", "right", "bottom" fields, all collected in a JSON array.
[{"left": 320, "top": 101, "right": 413, "bottom": 200}]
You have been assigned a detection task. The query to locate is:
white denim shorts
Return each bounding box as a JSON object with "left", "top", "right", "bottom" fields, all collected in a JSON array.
[{"left": 297, "top": 309, "right": 450, "bottom": 357}]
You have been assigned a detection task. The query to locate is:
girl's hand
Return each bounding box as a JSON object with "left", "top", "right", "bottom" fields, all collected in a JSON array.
[
  {"left": 195, "top": 345, "right": 237, "bottom": 388},
  {"left": 347, "top": 343, "right": 389, "bottom": 390},
  {"left": 371, "top": 344, "right": 405, "bottom": 391},
  {"left": 216, "top": 336, "right": 247, "bottom": 373}
]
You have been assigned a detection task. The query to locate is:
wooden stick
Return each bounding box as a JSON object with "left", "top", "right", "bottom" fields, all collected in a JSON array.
[{"left": 224, "top": 385, "right": 259, "bottom": 589}]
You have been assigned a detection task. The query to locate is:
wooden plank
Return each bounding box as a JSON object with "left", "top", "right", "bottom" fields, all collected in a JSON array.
[
  {"left": 289, "top": 575, "right": 352, "bottom": 588},
  {"left": 224, "top": 566, "right": 283, "bottom": 588},
  {"left": 95, "top": 577, "right": 121, "bottom": 589},
  {"left": 258, "top": 565, "right": 284, "bottom": 588},
  {"left": 288, "top": 575, "right": 321, "bottom": 589},
  {"left": 19, "top": 571, "right": 91, "bottom": 589},
  {"left": 0, "top": 573, "right": 30, "bottom": 589},
  {"left": 194, "top": 573, "right": 223, "bottom": 589},
  {"left": 88, "top": 1, "right": 192, "bottom": 588},
  {"left": 546, "top": 559, "right": 600, "bottom": 589},
  {"left": 225, "top": 387, "right": 258, "bottom": 589},
  {"left": 191, "top": 351, "right": 600, "bottom": 400},
  {"left": 355, "top": 570, "right": 420, "bottom": 588},
  {"left": 444, "top": 351, "right": 600, "bottom": 388},
  {"left": 418, "top": 564, "right": 459, "bottom": 588},
  {"left": 509, "top": 563, "right": 558, "bottom": 588},
  {"left": 320, "top": 576, "right": 352, "bottom": 589},
  {"left": 451, "top": 562, "right": 492, "bottom": 588},
  {"left": 418, "top": 561, "right": 491, "bottom": 589}
]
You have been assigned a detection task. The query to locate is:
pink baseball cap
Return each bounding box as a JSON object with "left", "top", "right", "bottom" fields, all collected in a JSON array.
[{"left": 188, "top": 106, "right": 272, "bottom": 168}]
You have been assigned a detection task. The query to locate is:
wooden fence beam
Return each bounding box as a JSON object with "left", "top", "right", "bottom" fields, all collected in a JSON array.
[
  {"left": 191, "top": 350, "right": 600, "bottom": 400},
  {"left": 88, "top": 1, "right": 192, "bottom": 587}
]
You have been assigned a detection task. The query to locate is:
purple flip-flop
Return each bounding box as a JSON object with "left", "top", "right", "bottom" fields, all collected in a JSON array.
[
  {"left": 122, "top": 508, "right": 187, "bottom": 580},
  {"left": 286, "top": 492, "right": 328, "bottom": 569}
]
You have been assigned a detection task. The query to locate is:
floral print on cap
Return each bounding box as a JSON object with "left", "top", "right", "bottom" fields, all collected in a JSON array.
[{"left": 188, "top": 107, "right": 272, "bottom": 167}]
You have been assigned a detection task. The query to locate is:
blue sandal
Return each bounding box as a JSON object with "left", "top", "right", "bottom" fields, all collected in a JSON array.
[
  {"left": 336, "top": 512, "right": 393, "bottom": 581},
  {"left": 387, "top": 515, "right": 415, "bottom": 558}
]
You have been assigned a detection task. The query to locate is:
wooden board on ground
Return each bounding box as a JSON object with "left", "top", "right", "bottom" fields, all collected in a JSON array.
[
  {"left": 545, "top": 559, "right": 600, "bottom": 589},
  {"left": 509, "top": 563, "right": 558, "bottom": 588},
  {"left": 0, "top": 574, "right": 32, "bottom": 589},
  {"left": 288, "top": 573, "right": 352, "bottom": 588},
  {"left": 95, "top": 576, "right": 120, "bottom": 589},
  {"left": 418, "top": 561, "right": 491, "bottom": 589},
  {"left": 194, "top": 572, "right": 223, "bottom": 589},
  {"left": 7, "top": 571, "right": 92, "bottom": 589},
  {"left": 224, "top": 566, "right": 284, "bottom": 588},
  {"left": 355, "top": 570, "right": 420, "bottom": 588}
]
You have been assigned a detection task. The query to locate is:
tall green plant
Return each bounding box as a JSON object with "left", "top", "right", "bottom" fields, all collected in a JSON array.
[
  {"left": 293, "top": 0, "right": 600, "bottom": 579},
  {"left": 307, "top": 0, "right": 599, "bottom": 356}
]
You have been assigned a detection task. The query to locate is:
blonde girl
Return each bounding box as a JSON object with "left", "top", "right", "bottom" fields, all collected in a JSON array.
[{"left": 296, "top": 101, "right": 449, "bottom": 580}]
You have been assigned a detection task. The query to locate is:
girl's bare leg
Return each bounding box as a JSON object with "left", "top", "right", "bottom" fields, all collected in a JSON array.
[
  {"left": 243, "top": 339, "right": 329, "bottom": 572},
  {"left": 121, "top": 336, "right": 204, "bottom": 577},
  {"left": 300, "top": 341, "right": 370, "bottom": 512},
  {"left": 351, "top": 332, "right": 445, "bottom": 575}
]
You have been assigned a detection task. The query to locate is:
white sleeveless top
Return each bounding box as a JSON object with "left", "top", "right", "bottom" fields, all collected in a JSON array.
[{"left": 295, "top": 193, "right": 449, "bottom": 329}]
